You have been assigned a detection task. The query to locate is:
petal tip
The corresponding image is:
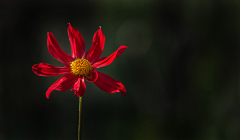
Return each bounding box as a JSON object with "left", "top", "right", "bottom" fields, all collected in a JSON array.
[
  {"left": 32, "top": 63, "right": 41, "bottom": 75},
  {"left": 67, "top": 23, "right": 72, "bottom": 27},
  {"left": 74, "top": 91, "right": 82, "bottom": 97},
  {"left": 47, "top": 32, "right": 54, "bottom": 38},
  {"left": 46, "top": 93, "right": 50, "bottom": 99},
  {"left": 121, "top": 45, "right": 128, "bottom": 49},
  {"left": 118, "top": 83, "right": 126, "bottom": 96}
]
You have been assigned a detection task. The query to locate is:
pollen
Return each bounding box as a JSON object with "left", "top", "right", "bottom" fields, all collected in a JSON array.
[{"left": 70, "top": 59, "right": 93, "bottom": 76}]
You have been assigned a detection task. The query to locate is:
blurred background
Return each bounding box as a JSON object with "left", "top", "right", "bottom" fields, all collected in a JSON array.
[{"left": 1, "top": 0, "right": 240, "bottom": 140}]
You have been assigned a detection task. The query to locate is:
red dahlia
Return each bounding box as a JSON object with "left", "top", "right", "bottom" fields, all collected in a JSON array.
[{"left": 32, "top": 23, "right": 127, "bottom": 98}]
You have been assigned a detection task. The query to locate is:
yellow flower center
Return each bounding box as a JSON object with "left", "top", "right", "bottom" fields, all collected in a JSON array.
[{"left": 70, "top": 59, "right": 93, "bottom": 76}]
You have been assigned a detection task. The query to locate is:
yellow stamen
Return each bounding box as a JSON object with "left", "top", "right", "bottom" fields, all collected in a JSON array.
[{"left": 70, "top": 59, "right": 93, "bottom": 76}]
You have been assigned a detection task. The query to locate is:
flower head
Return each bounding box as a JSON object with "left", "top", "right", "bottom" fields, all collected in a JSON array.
[{"left": 32, "top": 23, "right": 127, "bottom": 98}]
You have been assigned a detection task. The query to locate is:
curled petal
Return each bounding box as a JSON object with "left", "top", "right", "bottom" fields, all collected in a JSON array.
[
  {"left": 32, "top": 63, "right": 70, "bottom": 76},
  {"left": 67, "top": 23, "right": 86, "bottom": 59},
  {"left": 46, "top": 74, "right": 76, "bottom": 98},
  {"left": 71, "top": 77, "right": 86, "bottom": 97},
  {"left": 92, "top": 45, "right": 128, "bottom": 69},
  {"left": 94, "top": 71, "right": 126, "bottom": 95},
  {"left": 85, "top": 70, "right": 98, "bottom": 82},
  {"left": 85, "top": 27, "right": 105, "bottom": 63},
  {"left": 47, "top": 32, "right": 73, "bottom": 66}
]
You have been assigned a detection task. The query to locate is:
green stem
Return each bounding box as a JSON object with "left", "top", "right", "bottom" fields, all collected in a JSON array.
[{"left": 78, "top": 97, "right": 82, "bottom": 140}]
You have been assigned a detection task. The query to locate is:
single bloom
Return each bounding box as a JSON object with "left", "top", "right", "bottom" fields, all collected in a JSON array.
[{"left": 32, "top": 23, "right": 127, "bottom": 98}]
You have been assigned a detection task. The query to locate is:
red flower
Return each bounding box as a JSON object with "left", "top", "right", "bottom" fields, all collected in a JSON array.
[{"left": 32, "top": 23, "right": 127, "bottom": 98}]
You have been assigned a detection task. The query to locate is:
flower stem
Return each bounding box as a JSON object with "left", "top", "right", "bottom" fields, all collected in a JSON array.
[{"left": 78, "top": 97, "right": 82, "bottom": 140}]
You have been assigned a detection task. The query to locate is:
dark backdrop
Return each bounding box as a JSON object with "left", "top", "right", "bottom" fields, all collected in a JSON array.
[{"left": 1, "top": 0, "right": 240, "bottom": 140}]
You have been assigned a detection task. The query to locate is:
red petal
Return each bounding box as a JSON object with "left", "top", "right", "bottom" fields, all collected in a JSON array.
[
  {"left": 94, "top": 71, "right": 126, "bottom": 95},
  {"left": 85, "top": 70, "right": 98, "bottom": 82},
  {"left": 67, "top": 23, "right": 86, "bottom": 59},
  {"left": 32, "top": 62, "right": 70, "bottom": 76},
  {"left": 47, "top": 32, "right": 73, "bottom": 66},
  {"left": 92, "top": 45, "right": 127, "bottom": 69},
  {"left": 46, "top": 74, "right": 76, "bottom": 98},
  {"left": 71, "top": 77, "right": 86, "bottom": 97},
  {"left": 94, "top": 57, "right": 106, "bottom": 63},
  {"left": 85, "top": 27, "right": 105, "bottom": 63}
]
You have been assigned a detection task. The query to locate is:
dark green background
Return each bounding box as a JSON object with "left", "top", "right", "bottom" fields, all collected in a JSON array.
[{"left": 1, "top": 0, "right": 240, "bottom": 140}]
